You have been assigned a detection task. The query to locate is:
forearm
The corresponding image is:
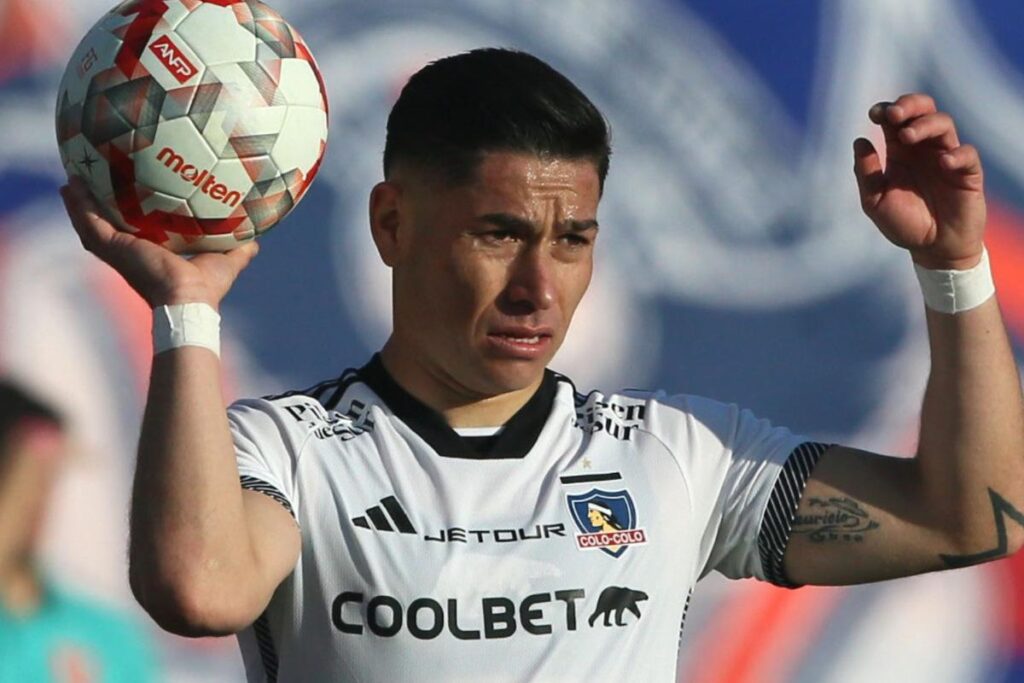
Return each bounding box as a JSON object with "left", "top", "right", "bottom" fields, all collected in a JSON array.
[
  {"left": 916, "top": 294, "right": 1024, "bottom": 557},
  {"left": 784, "top": 94, "right": 1024, "bottom": 584},
  {"left": 60, "top": 176, "right": 282, "bottom": 630},
  {"left": 130, "top": 346, "right": 260, "bottom": 633}
]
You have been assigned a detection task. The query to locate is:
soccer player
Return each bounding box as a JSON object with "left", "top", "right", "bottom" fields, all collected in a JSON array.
[
  {"left": 61, "top": 49, "right": 1024, "bottom": 682},
  {"left": 0, "top": 380, "right": 158, "bottom": 682}
]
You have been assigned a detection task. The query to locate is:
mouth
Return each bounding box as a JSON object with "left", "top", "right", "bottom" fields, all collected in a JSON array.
[{"left": 485, "top": 327, "right": 554, "bottom": 359}]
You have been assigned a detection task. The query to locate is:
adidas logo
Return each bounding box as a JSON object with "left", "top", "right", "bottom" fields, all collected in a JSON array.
[{"left": 352, "top": 496, "right": 416, "bottom": 534}]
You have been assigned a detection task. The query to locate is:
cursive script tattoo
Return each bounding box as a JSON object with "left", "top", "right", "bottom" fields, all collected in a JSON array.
[
  {"left": 792, "top": 497, "right": 880, "bottom": 543},
  {"left": 940, "top": 488, "right": 1024, "bottom": 569}
]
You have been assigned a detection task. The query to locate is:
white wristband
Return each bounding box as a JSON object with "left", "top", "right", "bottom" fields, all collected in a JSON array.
[
  {"left": 913, "top": 248, "right": 995, "bottom": 314},
  {"left": 152, "top": 303, "right": 221, "bottom": 357}
]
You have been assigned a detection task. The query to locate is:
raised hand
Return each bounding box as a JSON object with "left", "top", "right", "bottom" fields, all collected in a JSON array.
[
  {"left": 60, "top": 176, "right": 258, "bottom": 309},
  {"left": 853, "top": 93, "right": 986, "bottom": 270}
]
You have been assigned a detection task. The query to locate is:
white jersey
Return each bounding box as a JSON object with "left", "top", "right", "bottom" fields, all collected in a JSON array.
[{"left": 229, "top": 355, "right": 827, "bottom": 683}]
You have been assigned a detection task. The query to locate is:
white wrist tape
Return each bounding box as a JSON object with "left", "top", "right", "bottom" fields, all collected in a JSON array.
[
  {"left": 152, "top": 303, "right": 221, "bottom": 357},
  {"left": 913, "top": 248, "right": 995, "bottom": 314}
]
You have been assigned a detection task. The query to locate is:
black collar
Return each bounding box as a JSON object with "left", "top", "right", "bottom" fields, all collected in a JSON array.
[{"left": 358, "top": 354, "right": 558, "bottom": 460}]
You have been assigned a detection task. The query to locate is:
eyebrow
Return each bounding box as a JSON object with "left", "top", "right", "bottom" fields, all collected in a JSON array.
[{"left": 478, "top": 212, "right": 599, "bottom": 233}]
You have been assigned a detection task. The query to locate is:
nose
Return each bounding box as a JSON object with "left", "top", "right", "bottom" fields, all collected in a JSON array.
[{"left": 503, "top": 245, "right": 555, "bottom": 313}]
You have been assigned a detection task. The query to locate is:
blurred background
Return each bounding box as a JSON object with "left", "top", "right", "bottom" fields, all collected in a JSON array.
[{"left": 4, "top": 0, "right": 1024, "bottom": 680}]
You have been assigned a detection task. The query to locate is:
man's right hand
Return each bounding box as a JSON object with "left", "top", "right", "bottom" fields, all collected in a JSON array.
[{"left": 60, "top": 176, "right": 259, "bottom": 309}]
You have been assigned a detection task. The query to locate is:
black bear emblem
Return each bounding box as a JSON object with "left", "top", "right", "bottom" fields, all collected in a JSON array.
[{"left": 588, "top": 586, "right": 649, "bottom": 627}]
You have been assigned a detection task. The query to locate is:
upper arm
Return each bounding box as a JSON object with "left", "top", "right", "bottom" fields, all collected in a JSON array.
[
  {"left": 782, "top": 445, "right": 972, "bottom": 586},
  {"left": 230, "top": 396, "right": 304, "bottom": 541},
  {"left": 229, "top": 399, "right": 305, "bottom": 620},
  {"left": 129, "top": 481, "right": 301, "bottom": 638},
  {"left": 242, "top": 487, "right": 302, "bottom": 600},
  {"left": 676, "top": 396, "right": 824, "bottom": 583},
  {"left": 190, "top": 399, "right": 302, "bottom": 631}
]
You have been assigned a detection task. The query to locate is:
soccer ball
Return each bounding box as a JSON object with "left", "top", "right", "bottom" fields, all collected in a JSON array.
[{"left": 55, "top": 0, "right": 329, "bottom": 253}]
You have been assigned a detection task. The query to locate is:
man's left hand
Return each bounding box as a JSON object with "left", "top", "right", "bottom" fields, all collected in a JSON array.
[{"left": 853, "top": 92, "right": 986, "bottom": 270}]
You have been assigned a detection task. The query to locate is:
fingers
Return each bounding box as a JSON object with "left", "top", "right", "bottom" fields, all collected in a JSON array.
[
  {"left": 221, "top": 241, "right": 261, "bottom": 285},
  {"left": 60, "top": 175, "right": 260, "bottom": 307},
  {"left": 60, "top": 175, "right": 122, "bottom": 254},
  {"left": 869, "top": 93, "right": 959, "bottom": 153},
  {"left": 195, "top": 240, "right": 259, "bottom": 274},
  {"left": 940, "top": 144, "right": 984, "bottom": 189},
  {"left": 187, "top": 240, "right": 259, "bottom": 301},
  {"left": 896, "top": 112, "right": 959, "bottom": 150},
  {"left": 225, "top": 240, "right": 260, "bottom": 274},
  {"left": 868, "top": 101, "right": 905, "bottom": 151},
  {"left": 869, "top": 93, "right": 937, "bottom": 125}
]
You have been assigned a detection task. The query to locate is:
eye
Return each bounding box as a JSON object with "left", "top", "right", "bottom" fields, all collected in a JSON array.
[
  {"left": 559, "top": 233, "right": 592, "bottom": 247},
  {"left": 480, "top": 229, "right": 519, "bottom": 244}
]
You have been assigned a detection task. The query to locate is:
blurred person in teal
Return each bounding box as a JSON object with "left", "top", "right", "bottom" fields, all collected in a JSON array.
[{"left": 0, "top": 380, "right": 158, "bottom": 682}]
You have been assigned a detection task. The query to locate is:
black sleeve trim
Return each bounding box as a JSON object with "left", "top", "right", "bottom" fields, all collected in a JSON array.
[
  {"left": 240, "top": 475, "right": 295, "bottom": 519},
  {"left": 253, "top": 610, "right": 281, "bottom": 683},
  {"left": 757, "top": 441, "right": 831, "bottom": 588}
]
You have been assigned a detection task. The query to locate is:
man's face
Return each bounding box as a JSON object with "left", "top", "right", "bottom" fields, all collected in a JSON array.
[
  {"left": 0, "top": 420, "right": 66, "bottom": 558},
  {"left": 383, "top": 152, "right": 601, "bottom": 399}
]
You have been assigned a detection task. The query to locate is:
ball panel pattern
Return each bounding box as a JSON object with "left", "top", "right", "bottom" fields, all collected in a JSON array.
[
  {"left": 271, "top": 106, "right": 327, "bottom": 177},
  {"left": 61, "top": 136, "right": 116, "bottom": 200},
  {"left": 83, "top": 75, "right": 167, "bottom": 150},
  {"left": 217, "top": 102, "right": 286, "bottom": 153},
  {"left": 242, "top": 174, "right": 295, "bottom": 233},
  {"left": 140, "top": 188, "right": 194, "bottom": 219},
  {"left": 176, "top": 4, "right": 257, "bottom": 66},
  {"left": 206, "top": 62, "right": 284, "bottom": 111},
  {"left": 276, "top": 59, "right": 322, "bottom": 108},
  {"left": 56, "top": 28, "right": 123, "bottom": 108},
  {"left": 239, "top": 1, "right": 297, "bottom": 60}
]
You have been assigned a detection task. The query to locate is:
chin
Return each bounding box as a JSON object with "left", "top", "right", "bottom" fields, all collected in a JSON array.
[{"left": 473, "top": 356, "right": 549, "bottom": 395}]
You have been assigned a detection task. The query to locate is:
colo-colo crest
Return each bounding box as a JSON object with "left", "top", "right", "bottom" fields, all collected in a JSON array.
[{"left": 567, "top": 488, "right": 647, "bottom": 558}]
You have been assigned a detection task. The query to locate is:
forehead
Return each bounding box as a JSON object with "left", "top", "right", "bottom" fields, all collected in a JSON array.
[{"left": 465, "top": 153, "right": 601, "bottom": 212}]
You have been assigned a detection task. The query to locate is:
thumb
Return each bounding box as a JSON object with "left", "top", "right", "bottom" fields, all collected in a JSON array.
[
  {"left": 853, "top": 137, "right": 886, "bottom": 215},
  {"left": 227, "top": 239, "right": 260, "bottom": 271},
  {"left": 192, "top": 240, "right": 260, "bottom": 300},
  {"left": 221, "top": 240, "right": 260, "bottom": 281}
]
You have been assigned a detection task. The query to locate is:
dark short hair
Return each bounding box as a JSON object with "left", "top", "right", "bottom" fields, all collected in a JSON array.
[
  {"left": 383, "top": 48, "right": 611, "bottom": 190},
  {"left": 0, "top": 380, "right": 62, "bottom": 447}
]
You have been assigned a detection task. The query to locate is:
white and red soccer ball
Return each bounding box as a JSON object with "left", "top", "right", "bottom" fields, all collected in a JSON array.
[{"left": 56, "top": 0, "right": 329, "bottom": 253}]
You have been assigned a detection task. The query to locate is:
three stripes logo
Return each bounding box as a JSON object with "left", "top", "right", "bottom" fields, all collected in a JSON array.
[{"left": 352, "top": 496, "right": 416, "bottom": 534}]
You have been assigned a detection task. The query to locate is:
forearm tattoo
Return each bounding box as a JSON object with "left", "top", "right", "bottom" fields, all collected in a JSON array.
[
  {"left": 791, "top": 497, "right": 880, "bottom": 543},
  {"left": 940, "top": 488, "right": 1024, "bottom": 569}
]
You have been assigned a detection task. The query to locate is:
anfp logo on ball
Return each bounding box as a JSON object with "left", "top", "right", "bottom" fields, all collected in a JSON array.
[
  {"left": 148, "top": 34, "right": 197, "bottom": 84},
  {"left": 567, "top": 489, "right": 646, "bottom": 558}
]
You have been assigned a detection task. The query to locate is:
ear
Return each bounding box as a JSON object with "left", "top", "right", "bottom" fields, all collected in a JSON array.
[{"left": 368, "top": 180, "right": 403, "bottom": 267}]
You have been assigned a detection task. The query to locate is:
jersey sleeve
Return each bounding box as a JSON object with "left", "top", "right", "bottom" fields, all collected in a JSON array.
[
  {"left": 228, "top": 397, "right": 307, "bottom": 521},
  {"left": 652, "top": 394, "right": 828, "bottom": 587}
]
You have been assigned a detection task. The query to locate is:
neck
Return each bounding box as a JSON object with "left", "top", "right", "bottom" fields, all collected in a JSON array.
[
  {"left": 0, "top": 562, "right": 42, "bottom": 615},
  {"left": 378, "top": 339, "right": 544, "bottom": 428}
]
